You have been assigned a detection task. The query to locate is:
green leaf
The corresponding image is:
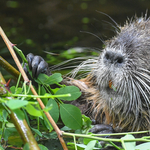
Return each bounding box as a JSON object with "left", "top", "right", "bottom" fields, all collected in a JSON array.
[
  {"left": 46, "top": 99, "right": 59, "bottom": 123},
  {"left": 10, "top": 86, "right": 15, "bottom": 93},
  {"left": 0, "top": 145, "right": 4, "bottom": 150},
  {"left": 82, "top": 115, "right": 92, "bottom": 128},
  {"left": 60, "top": 104, "right": 82, "bottom": 129},
  {"left": 23, "top": 143, "right": 30, "bottom": 150},
  {"left": 2, "top": 109, "right": 8, "bottom": 122},
  {"left": 39, "top": 86, "right": 48, "bottom": 105},
  {"left": 36, "top": 73, "right": 62, "bottom": 85},
  {"left": 61, "top": 126, "right": 71, "bottom": 131},
  {"left": 44, "top": 73, "right": 63, "bottom": 85},
  {"left": 3, "top": 127, "right": 18, "bottom": 141},
  {"left": 68, "top": 143, "right": 86, "bottom": 149},
  {"left": 25, "top": 104, "right": 42, "bottom": 117},
  {"left": 6, "top": 99, "right": 28, "bottom": 110},
  {"left": 85, "top": 140, "right": 97, "bottom": 150},
  {"left": 135, "top": 142, "right": 150, "bottom": 150},
  {"left": 121, "top": 134, "right": 135, "bottom": 150},
  {"left": 38, "top": 144, "right": 48, "bottom": 150},
  {"left": 31, "top": 127, "right": 42, "bottom": 137},
  {"left": 6, "top": 122, "right": 15, "bottom": 128},
  {"left": 13, "top": 109, "right": 25, "bottom": 120},
  {"left": 10, "top": 86, "right": 22, "bottom": 94},
  {"left": 55, "top": 86, "right": 81, "bottom": 101},
  {"left": 43, "top": 105, "right": 53, "bottom": 112},
  {"left": 36, "top": 73, "right": 48, "bottom": 83},
  {"left": 84, "top": 137, "right": 94, "bottom": 145}
]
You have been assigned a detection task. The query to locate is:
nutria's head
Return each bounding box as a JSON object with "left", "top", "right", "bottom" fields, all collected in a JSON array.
[
  {"left": 94, "top": 17, "right": 150, "bottom": 131},
  {"left": 71, "top": 17, "right": 150, "bottom": 131}
]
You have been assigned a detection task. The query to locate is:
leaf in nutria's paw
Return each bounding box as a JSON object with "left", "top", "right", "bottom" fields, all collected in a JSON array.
[
  {"left": 36, "top": 73, "right": 62, "bottom": 85},
  {"left": 121, "top": 134, "right": 135, "bottom": 150},
  {"left": 55, "top": 86, "right": 81, "bottom": 101},
  {"left": 60, "top": 104, "right": 82, "bottom": 130}
]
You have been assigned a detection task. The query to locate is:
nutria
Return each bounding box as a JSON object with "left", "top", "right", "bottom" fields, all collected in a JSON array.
[{"left": 26, "top": 16, "right": 150, "bottom": 133}]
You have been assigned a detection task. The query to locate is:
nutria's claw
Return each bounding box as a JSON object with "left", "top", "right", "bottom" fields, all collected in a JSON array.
[
  {"left": 26, "top": 53, "right": 34, "bottom": 70},
  {"left": 89, "top": 124, "right": 114, "bottom": 135},
  {"left": 26, "top": 53, "right": 50, "bottom": 78}
]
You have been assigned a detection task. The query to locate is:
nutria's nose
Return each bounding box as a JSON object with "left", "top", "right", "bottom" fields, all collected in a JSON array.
[{"left": 103, "top": 51, "right": 124, "bottom": 65}]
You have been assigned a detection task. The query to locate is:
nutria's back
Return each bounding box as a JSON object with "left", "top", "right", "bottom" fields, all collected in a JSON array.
[{"left": 73, "top": 17, "right": 150, "bottom": 132}]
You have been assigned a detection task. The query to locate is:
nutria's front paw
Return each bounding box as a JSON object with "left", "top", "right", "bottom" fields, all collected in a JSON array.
[
  {"left": 89, "top": 124, "right": 114, "bottom": 148},
  {"left": 89, "top": 124, "right": 114, "bottom": 135},
  {"left": 26, "top": 53, "right": 50, "bottom": 78}
]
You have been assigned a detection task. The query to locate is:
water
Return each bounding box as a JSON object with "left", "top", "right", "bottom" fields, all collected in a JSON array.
[
  {"left": 0, "top": 0, "right": 149, "bottom": 76},
  {"left": 0, "top": 0, "right": 150, "bottom": 149}
]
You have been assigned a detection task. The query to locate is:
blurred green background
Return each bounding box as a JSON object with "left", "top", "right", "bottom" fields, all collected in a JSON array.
[{"left": 0, "top": 0, "right": 150, "bottom": 79}]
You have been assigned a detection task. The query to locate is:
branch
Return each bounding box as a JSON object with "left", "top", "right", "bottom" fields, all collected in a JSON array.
[
  {"left": 0, "top": 26, "right": 68, "bottom": 150},
  {"left": 0, "top": 56, "right": 21, "bottom": 79},
  {"left": 0, "top": 72, "right": 40, "bottom": 150}
]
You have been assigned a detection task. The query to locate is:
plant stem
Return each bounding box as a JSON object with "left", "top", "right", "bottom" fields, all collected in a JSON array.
[
  {"left": 63, "top": 132, "right": 150, "bottom": 143},
  {"left": 11, "top": 93, "right": 71, "bottom": 98},
  {"left": 0, "top": 72, "right": 40, "bottom": 150},
  {"left": 0, "top": 26, "right": 68, "bottom": 150},
  {"left": 91, "top": 130, "right": 150, "bottom": 136},
  {"left": 0, "top": 56, "right": 20, "bottom": 79}
]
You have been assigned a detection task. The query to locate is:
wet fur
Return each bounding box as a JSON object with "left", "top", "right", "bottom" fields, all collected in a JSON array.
[{"left": 69, "top": 16, "right": 150, "bottom": 132}]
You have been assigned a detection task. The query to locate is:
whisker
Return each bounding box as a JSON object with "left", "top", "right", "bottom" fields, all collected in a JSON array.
[
  {"left": 80, "top": 31, "right": 105, "bottom": 44},
  {"left": 96, "top": 10, "right": 120, "bottom": 28}
]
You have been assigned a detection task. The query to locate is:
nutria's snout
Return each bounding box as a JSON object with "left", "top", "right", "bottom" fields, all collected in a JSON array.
[{"left": 103, "top": 51, "right": 124, "bottom": 66}]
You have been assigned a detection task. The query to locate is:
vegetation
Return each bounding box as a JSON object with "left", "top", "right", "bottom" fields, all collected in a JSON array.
[{"left": 0, "top": 27, "right": 150, "bottom": 150}]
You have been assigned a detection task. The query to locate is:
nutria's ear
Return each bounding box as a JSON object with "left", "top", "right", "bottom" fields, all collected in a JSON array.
[{"left": 25, "top": 53, "right": 51, "bottom": 78}]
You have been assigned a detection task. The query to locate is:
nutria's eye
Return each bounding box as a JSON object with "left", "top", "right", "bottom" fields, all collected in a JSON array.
[{"left": 105, "top": 53, "right": 110, "bottom": 60}]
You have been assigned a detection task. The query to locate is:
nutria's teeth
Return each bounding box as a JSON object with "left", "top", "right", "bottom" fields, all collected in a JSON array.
[
  {"left": 109, "top": 80, "right": 113, "bottom": 89},
  {"left": 108, "top": 80, "right": 117, "bottom": 91}
]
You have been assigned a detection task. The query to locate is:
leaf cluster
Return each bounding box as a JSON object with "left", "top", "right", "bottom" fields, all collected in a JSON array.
[{"left": 1, "top": 47, "right": 150, "bottom": 150}]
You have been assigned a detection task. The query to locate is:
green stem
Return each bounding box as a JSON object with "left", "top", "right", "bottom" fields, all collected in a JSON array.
[
  {"left": 15, "top": 73, "right": 22, "bottom": 93},
  {"left": 0, "top": 121, "right": 6, "bottom": 141},
  {"left": 37, "top": 117, "right": 39, "bottom": 131},
  {"left": 109, "top": 141, "right": 123, "bottom": 150},
  {"left": 11, "top": 93, "right": 71, "bottom": 99},
  {"left": 0, "top": 98, "right": 6, "bottom": 103},
  {"left": 91, "top": 130, "right": 150, "bottom": 136},
  {"left": 63, "top": 132, "right": 150, "bottom": 143},
  {"left": 13, "top": 46, "right": 27, "bottom": 63},
  {"left": 73, "top": 135, "right": 77, "bottom": 150}
]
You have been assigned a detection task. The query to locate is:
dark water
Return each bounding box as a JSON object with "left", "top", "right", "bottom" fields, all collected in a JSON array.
[
  {"left": 1, "top": 0, "right": 150, "bottom": 149},
  {"left": 0, "top": 0, "right": 150, "bottom": 76}
]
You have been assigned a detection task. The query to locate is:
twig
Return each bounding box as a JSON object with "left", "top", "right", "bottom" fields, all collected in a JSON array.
[
  {"left": 0, "top": 56, "right": 20, "bottom": 79},
  {"left": 0, "top": 26, "right": 68, "bottom": 150},
  {"left": 0, "top": 72, "right": 40, "bottom": 150}
]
